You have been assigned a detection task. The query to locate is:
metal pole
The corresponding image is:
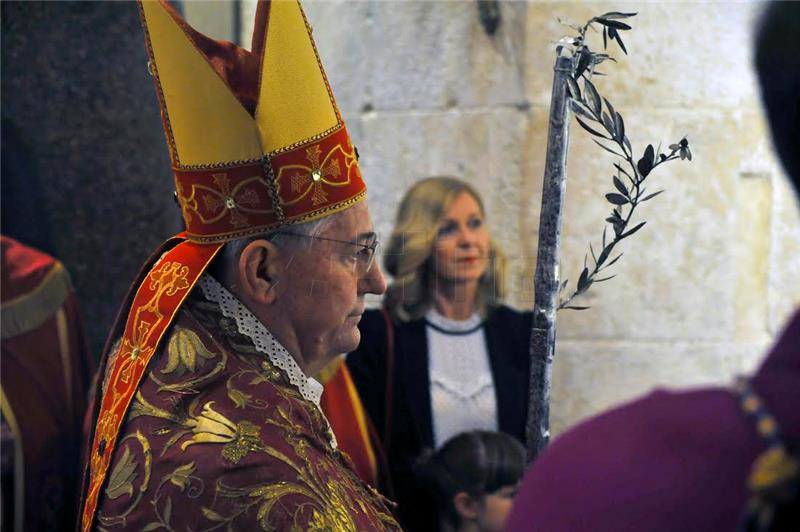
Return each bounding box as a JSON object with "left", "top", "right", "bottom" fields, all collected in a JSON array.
[{"left": 525, "top": 55, "right": 573, "bottom": 461}]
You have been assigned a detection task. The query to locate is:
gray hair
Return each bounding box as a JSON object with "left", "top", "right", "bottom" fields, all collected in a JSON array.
[{"left": 209, "top": 213, "right": 339, "bottom": 286}]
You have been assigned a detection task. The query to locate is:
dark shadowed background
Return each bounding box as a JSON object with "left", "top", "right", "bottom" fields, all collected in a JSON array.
[{"left": 2, "top": 1, "right": 183, "bottom": 359}]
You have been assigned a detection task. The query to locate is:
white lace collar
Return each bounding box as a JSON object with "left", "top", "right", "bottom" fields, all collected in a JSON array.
[{"left": 197, "top": 274, "right": 328, "bottom": 413}]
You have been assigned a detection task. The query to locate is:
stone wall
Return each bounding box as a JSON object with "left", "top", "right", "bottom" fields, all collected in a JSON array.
[{"left": 196, "top": 0, "right": 800, "bottom": 436}]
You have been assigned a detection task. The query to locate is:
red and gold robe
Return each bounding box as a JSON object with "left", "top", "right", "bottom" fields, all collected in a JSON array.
[
  {"left": 319, "top": 357, "right": 384, "bottom": 488},
  {"left": 92, "top": 277, "right": 401, "bottom": 531},
  {"left": 1, "top": 235, "right": 95, "bottom": 532}
]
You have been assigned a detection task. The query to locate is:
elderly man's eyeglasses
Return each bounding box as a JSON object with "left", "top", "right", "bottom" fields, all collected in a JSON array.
[{"left": 272, "top": 232, "right": 380, "bottom": 274}]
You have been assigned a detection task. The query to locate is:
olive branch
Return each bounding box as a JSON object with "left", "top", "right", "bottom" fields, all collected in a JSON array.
[{"left": 554, "top": 12, "right": 693, "bottom": 311}]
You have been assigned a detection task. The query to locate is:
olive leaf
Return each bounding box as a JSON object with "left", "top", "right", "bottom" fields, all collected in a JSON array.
[
  {"left": 613, "top": 176, "right": 628, "bottom": 197},
  {"left": 566, "top": 76, "right": 582, "bottom": 100},
  {"left": 593, "top": 138, "right": 625, "bottom": 157},
  {"left": 576, "top": 46, "right": 592, "bottom": 79},
  {"left": 605, "top": 253, "right": 624, "bottom": 268},
  {"left": 571, "top": 100, "right": 594, "bottom": 120},
  {"left": 608, "top": 27, "right": 628, "bottom": 54},
  {"left": 613, "top": 112, "right": 625, "bottom": 143},
  {"left": 557, "top": 11, "right": 691, "bottom": 313},
  {"left": 620, "top": 221, "right": 647, "bottom": 239},
  {"left": 575, "top": 116, "right": 607, "bottom": 138},
  {"left": 584, "top": 78, "right": 602, "bottom": 115},
  {"left": 637, "top": 148, "right": 653, "bottom": 178},
  {"left": 595, "top": 19, "right": 632, "bottom": 30},
  {"left": 576, "top": 267, "right": 591, "bottom": 293},
  {"left": 605, "top": 193, "right": 629, "bottom": 205},
  {"left": 641, "top": 190, "right": 665, "bottom": 202},
  {"left": 599, "top": 11, "right": 637, "bottom": 20},
  {"left": 602, "top": 111, "right": 614, "bottom": 134}
]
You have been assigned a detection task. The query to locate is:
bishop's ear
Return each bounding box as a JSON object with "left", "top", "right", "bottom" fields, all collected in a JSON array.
[{"left": 237, "top": 239, "right": 281, "bottom": 305}]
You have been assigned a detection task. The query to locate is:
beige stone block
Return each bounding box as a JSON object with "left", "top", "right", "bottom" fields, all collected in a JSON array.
[
  {"left": 733, "top": 164, "right": 771, "bottom": 342},
  {"left": 292, "top": 1, "right": 528, "bottom": 113},
  {"left": 547, "top": 107, "right": 780, "bottom": 342},
  {"left": 298, "top": 1, "right": 374, "bottom": 114},
  {"left": 183, "top": 1, "right": 236, "bottom": 42},
  {"left": 240, "top": 1, "right": 373, "bottom": 113},
  {"left": 768, "top": 173, "right": 800, "bottom": 333},
  {"left": 525, "top": 2, "right": 760, "bottom": 110},
  {"left": 367, "top": 1, "right": 527, "bottom": 111},
  {"left": 228, "top": 0, "right": 800, "bottom": 441},
  {"left": 549, "top": 338, "right": 769, "bottom": 436},
  {"left": 506, "top": 107, "right": 549, "bottom": 307},
  {"left": 353, "top": 107, "right": 534, "bottom": 296}
]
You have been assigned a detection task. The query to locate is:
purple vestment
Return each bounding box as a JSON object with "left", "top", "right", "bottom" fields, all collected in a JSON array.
[{"left": 506, "top": 311, "right": 800, "bottom": 531}]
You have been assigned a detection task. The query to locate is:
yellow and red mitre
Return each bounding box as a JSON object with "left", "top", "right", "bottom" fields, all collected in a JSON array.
[
  {"left": 80, "top": 3, "right": 366, "bottom": 530},
  {"left": 141, "top": 0, "right": 365, "bottom": 242}
]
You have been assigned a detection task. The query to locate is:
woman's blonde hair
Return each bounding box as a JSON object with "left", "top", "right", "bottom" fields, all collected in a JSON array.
[{"left": 383, "top": 176, "right": 505, "bottom": 321}]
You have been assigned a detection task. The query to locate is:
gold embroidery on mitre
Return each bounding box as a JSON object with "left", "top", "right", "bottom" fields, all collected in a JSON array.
[
  {"left": 175, "top": 182, "right": 197, "bottom": 225},
  {"left": 278, "top": 142, "right": 357, "bottom": 207},
  {"left": 178, "top": 173, "right": 274, "bottom": 229},
  {"left": 184, "top": 187, "right": 366, "bottom": 244},
  {"left": 203, "top": 174, "right": 249, "bottom": 228}
]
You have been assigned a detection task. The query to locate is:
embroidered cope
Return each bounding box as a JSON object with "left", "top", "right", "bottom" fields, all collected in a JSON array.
[
  {"left": 197, "top": 275, "right": 337, "bottom": 448},
  {"left": 426, "top": 309, "right": 498, "bottom": 448},
  {"left": 95, "top": 276, "right": 399, "bottom": 531}
]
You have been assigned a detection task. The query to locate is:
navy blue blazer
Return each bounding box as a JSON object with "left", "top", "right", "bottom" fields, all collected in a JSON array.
[{"left": 346, "top": 305, "right": 533, "bottom": 530}]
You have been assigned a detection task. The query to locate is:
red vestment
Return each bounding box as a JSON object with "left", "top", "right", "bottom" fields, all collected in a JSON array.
[
  {"left": 93, "top": 281, "right": 401, "bottom": 531},
  {"left": 1, "top": 235, "right": 95, "bottom": 532}
]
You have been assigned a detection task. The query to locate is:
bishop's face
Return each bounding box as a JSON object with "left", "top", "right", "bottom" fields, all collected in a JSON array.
[{"left": 274, "top": 202, "right": 387, "bottom": 366}]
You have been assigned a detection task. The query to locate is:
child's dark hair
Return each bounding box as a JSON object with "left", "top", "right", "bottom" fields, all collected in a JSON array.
[{"left": 414, "top": 431, "right": 527, "bottom": 529}]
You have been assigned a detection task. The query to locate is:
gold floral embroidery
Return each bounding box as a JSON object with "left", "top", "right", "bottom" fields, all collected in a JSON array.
[
  {"left": 175, "top": 182, "right": 196, "bottom": 225},
  {"left": 277, "top": 141, "right": 356, "bottom": 207},
  {"left": 290, "top": 144, "right": 341, "bottom": 206},
  {"left": 221, "top": 421, "right": 263, "bottom": 464},
  {"left": 227, "top": 386, "right": 252, "bottom": 409},
  {"left": 128, "top": 391, "right": 181, "bottom": 425},
  {"left": 149, "top": 325, "right": 227, "bottom": 395},
  {"left": 226, "top": 368, "right": 272, "bottom": 410},
  {"left": 166, "top": 461, "right": 196, "bottom": 492},
  {"left": 201, "top": 174, "right": 251, "bottom": 228},
  {"left": 178, "top": 172, "right": 273, "bottom": 228},
  {"left": 105, "top": 446, "right": 137, "bottom": 500},
  {"left": 260, "top": 360, "right": 282, "bottom": 382},
  {"left": 99, "top": 292, "right": 400, "bottom": 531},
  {"left": 182, "top": 402, "right": 237, "bottom": 445},
  {"left": 99, "top": 432, "right": 152, "bottom": 528},
  {"left": 181, "top": 402, "right": 264, "bottom": 464},
  {"left": 161, "top": 327, "right": 216, "bottom": 377}
]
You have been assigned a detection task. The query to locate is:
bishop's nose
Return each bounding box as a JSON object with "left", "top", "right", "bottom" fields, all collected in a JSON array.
[{"left": 361, "top": 260, "right": 387, "bottom": 295}]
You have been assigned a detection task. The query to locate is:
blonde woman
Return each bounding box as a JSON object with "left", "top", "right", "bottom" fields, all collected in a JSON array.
[{"left": 322, "top": 177, "right": 533, "bottom": 531}]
